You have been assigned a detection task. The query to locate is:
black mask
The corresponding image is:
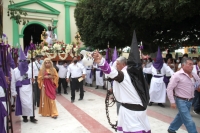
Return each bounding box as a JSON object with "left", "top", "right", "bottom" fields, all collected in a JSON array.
[{"left": 74, "top": 60, "right": 78, "bottom": 64}]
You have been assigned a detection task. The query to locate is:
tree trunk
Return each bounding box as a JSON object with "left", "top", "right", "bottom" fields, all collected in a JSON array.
[{"left": 0, "top": 0, "right": 3, "bottom": 36}]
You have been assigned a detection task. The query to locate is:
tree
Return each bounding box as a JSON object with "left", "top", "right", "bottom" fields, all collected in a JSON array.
[
  {"left": 74, "top": 0, "right": 200, "bottom": 52},
  {"left": 0, "top": 0, "right": 28, "bottom": 37}
]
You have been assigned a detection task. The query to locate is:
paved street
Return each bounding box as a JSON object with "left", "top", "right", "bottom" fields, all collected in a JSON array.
[{"left": 12, "top": 86, "right": 200, "bottom": 133}]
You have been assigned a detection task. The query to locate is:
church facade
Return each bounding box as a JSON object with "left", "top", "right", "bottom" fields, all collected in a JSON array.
[{"left": 3, "top": 0, "right": 78, "bottom": 49}]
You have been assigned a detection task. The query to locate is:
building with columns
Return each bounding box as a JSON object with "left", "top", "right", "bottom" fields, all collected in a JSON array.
[{"left": 3, "top": 0, "right": 78, "bottom": 49}]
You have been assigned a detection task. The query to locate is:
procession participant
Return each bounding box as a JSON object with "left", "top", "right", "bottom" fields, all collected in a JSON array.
[
  {"left": 192, "top": 57, "right": 200, "bottom": 114},
  {"left": 78, "top": 54, "right": 86, "bottom": 92},
  {"left": 165, "top": 58, "right": 175, "bottom": 87},
  {"left": 167, "top": 58, "right": 199, "bottom": 133},
  {"left": 145, "top": 58, "right": 153, "bottom": 85},
  {"left": 143, "top": 47, "right": 174, "bottom": 107},
  {"left": 30, "top": 55, "right": 42, "bottom": 108},
  {"left": 11, "top": 47, "right": 37, "bottom": 123},
  {"left": 66, "top": 57, "right": 86, "bottom": 103},
  {"left": 93, "top": 31, "right": 151, "bottom": 133},
  {"left": 0, "top": 52, "right": 8, "bottom": 133},
  {"left": 56, "top": 61, "right": 68, "bottom": 94},
  {"left": 93, "top": 63, "right": 104, "bottom": 89},
  {"left": 37, "top": 58, "right": 59, "bottom": 119},
  {"left": 7, "top": 52, "right": 16, "bottom": 111},
  {"left": 85, "top": 65, "right": 93, "bottom": 87}
]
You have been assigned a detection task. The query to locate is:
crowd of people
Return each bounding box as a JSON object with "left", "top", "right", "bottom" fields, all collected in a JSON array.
[{"left": 1, "top": 40, "right": 200, "bottom": 133}]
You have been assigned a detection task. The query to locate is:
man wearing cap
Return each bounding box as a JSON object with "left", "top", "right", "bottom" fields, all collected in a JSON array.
[
  {"left": 92, "top": 31, "right": 151, "bottom": 133},
  {"left": 143, "top": 47, "right": 174, "bottom": 107},
  {"left": 11, "top": 47, "right": 37, "bottom": 123}
]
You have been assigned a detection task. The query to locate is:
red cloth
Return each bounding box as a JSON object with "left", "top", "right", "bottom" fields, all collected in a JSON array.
[{"left": 43, "top": 73, "right": 56, "bottom": 100}]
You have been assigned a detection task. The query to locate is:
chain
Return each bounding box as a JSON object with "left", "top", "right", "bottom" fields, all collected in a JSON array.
[{"left": 105, "top": 88, "right": 118, "bottom": 132}]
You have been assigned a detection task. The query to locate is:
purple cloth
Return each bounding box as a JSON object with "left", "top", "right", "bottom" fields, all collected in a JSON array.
[
  {"left": 0, "top": 99, "right": 7, "bottom": 133},
  {"left": 15, "top": 79, "right": 30, "bottom": 116},
  {"left": 0, "top": 97, "right": 6, "bottom": 101},
  {"left": 112, "top": 47, "right": 118, "bottom": 63},
  {"left": 7, "top": 52, "right": 16, "bottom": 69},
  {"left": 0, "top": 68, "right": 8, "bottom": 89},
  {"left": 153, "top": 47, "right": 163, "bottom": 70},
  {"left": 18, "top": 47, "right": 28, "bottom": 76},
  {"left": 96, "top": 69, "right": 103, "bottom": 77},
  {"left": 117, "top": 127, "right": 151, "bottom": 133},
  {"left": 18, "top": 61, "right": 28, "bottom": 76},
  {"left": 105, "top": 48, "right": 110, "bottom": 64},
  {"left": 29, "top": 43, "right": 36, "bottom": 50},
  {"left": 24, "top": 46, "right": 29, "bottom": 56},
  {"left": 98, "top": 61, "right": 111, "bottom": 74}
]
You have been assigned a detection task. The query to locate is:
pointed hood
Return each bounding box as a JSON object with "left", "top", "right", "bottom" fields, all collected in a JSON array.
[
  {"left": 18, "top": 46, "right": 28, "bottom": 76},
  {"left": 0, "top": 50, "right": 8, "bottom": 89},
  {"left": 127, "top": 31, "right": 141, "bottom": 65},
  {"left": 7, "top": 52, "right": 15, "bottom": 69},
  {"left": 153, "top": 47, "right": 163, "bottom": 70},
  {"left": 19, "top": 46, "right": 26, "bottom": 60},
  {"left": 105, "top": 48, "right": 110, "bottom": 64},
  {"left": 126, "top": 31, "right": 150, "bottom": 109},
  {"left": 112, "top": 47, "right": 118, "bottom": 63}
]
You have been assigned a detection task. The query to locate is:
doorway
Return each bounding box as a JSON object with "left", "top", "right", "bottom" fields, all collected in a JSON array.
[{"left": 23, "top": 24, "right": 45, "bottom": 49}]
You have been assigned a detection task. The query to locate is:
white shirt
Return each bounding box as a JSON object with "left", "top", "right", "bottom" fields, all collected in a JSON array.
[
  {"left": 29, "top": 61, "right": 41, "bottom": 77},
  {"left": 67, "top": 63, "right": 86, "bottom": 78},
  {"left": 145, "top": 62, "right": 152, "bottom": 68},
  {"left": 56, "top": 64, "right": 68, "bottom": 78}
]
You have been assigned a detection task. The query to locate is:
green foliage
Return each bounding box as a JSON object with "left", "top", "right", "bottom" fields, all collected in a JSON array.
[
  {"left": 8, "top": 0, "right": 29, "bottom": 25},
  {"left": 75, "top": 0, "right": 200, "bottom": 52}
]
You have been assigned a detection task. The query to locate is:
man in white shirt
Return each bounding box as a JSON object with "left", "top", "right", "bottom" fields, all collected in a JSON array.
[
  {"left": 56, "top": 61, "right": 68, "bottom": 94},
  {"left": 31, "top": 55, "right": 42, "bottom": 107},
  {"left": 67, "top": 57, "right": 86, "bottom": 103}
]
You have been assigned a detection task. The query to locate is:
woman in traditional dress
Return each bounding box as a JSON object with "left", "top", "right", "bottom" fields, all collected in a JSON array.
[{"left": 38, "top": 58, "right": 59, "bottom": 119}]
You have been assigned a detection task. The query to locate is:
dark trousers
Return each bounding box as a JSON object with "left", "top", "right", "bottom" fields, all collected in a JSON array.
[
  {"left": 58, "top": 78, "right": 67, "bottom": 93},
  {"left": 71, "top": 77, "right": 84, "bottom": 100},
  {"left": 193, "top": 90, "right": 200, "bottom": 112},
  {"left": 34, "top": 76, "right": 40, "bottom": 107}
]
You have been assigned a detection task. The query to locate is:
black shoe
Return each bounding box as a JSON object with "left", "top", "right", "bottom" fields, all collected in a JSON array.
[
  {"left": 23, "top": 119, "right": 28, "bottom": 123},
  {"left": 71, "top": 100, "right": 74, "bottom": 103},
  {"left": 64, "top": 92, "right": 68, "bottom": 94},
  {"left": 52, "top": 116, "right": 57, "bottom": 119},
  {"left": 102, "top": 86, "right": 106, "bottom": 90},
  {"left": 168, "top": 129, "right": 176, "bottom": 133},
  {"left": 76, "top": 89, "right": 79, "bottom": 92},
  {"left": 148, "top": 102, "right": 153, "bottom": 106},
  {"left": 83, "top": 90, "right": 85, "bottom": 92},
  {"left": 193, "top": 110, "right": 200, "bottom": 115},
  {"left": 30, "top": 118, "right": 38, "bottom": 123},
  {"left": 158, "top": 103, "right": 165, "bottom": 108},
  {"left": 95, "top": 86, "right": 98, "bottom": 89},
  {"left": 78, "top": 98, "right": 83, "bottom": 101},
  {"left": 90, "top": 84, "right": 92, "bottom": 87}
]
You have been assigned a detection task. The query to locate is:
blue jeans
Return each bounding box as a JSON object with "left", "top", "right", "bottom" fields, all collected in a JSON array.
[{"left": 168, "top": 98, "right": 197, "bottom": 133}]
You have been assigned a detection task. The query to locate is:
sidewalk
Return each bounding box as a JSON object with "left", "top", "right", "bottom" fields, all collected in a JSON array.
[{"left": 12, "top": 86, "right": 200, "bottom": 133}]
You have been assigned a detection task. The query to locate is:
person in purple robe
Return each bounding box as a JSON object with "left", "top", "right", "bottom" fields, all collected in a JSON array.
[{"left": 0, "top": 50, "right": 8, "bottom": 133}]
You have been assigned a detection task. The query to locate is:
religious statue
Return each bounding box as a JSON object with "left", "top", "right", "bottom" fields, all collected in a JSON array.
[{"left": 40, "top": 29, "right": 52, "bottom": 47}]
